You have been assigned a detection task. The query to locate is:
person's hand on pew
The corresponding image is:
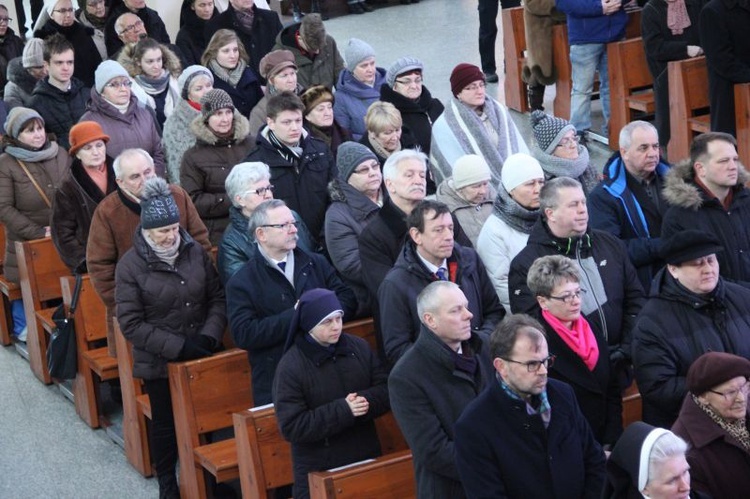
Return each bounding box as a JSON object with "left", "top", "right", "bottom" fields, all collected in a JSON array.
[
  {"left": 601, "top": 0, "right": 622, "bottom": 15},
  {"left": 346, "top": 393, "right": 370, "bottom": 417},
  {"left": 687, "top": 45, "right": 703, "bottom": 58},
  {"left": 179, "top": 336, "right": 213, "bottom": 361}
]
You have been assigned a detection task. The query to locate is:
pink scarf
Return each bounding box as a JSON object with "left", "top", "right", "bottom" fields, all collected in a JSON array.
[
  {"left": 542, "top": 310, "right": 599, "bottom": 371},
  {"left": 665, "top": 0, "right": 691, "bottom": 35}
]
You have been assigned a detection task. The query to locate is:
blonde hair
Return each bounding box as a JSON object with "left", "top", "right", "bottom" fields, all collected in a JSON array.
[
  {"left": 202, "top": 29, "right": 249, "bottom": 67},
  {"left": 365, "top": 101, "right": 402, "bottom": 135}
]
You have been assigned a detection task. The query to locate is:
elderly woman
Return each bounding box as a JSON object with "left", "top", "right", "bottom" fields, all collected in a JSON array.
[
  {"left": 431, "top": 63, "right": 529, "bottom": 186},
  {"left": 218, "top": 161, "right": 314, "bottom": 284},
  {"left": 528, "top": 254, "right": 622, "bottom": 448},
  {"left": 604, "top": 422, "right": 697, "bottom": 499},
  {"left": 80, "top": 60, "right": 166, "bottom": 177},
  {"left": 118, "top": 37, "right": 182, "bottom": 129},
  {"left": 248, "top": 49, "right": 304, "bottom": 137},
  {"left": 359, "top": 101, "right": 418, "bottom": 167},
  {"left": 163, "top": 65, "right": 214, "bottom": 184},
  {"left": 379, "top": 56, "right": 444, "bottom": 155},
  {"left": 0, "top": 107, "right": 70, "bottom": 341},
  {"left": 176, "top": 0, "right": 218, "bottom": 67},
  {"left": 273, "top": 288, "right": 389, "bottom": 499},
  {"left": 436, "top": 154, "right": 495, "bottom": 248},
  {"left": 325, "top": 142, "right": 383, "bottom": 317},
  {"left": 4, "top": 39, "right": 47, "bottom": 109},
  {"left": 202, "top": 29, "right": 263, "bottom": 117},
  {"left": 301, "top": 85, "right": 351, "bottom": 158},
  {"left": 180, "top": 88, "right": 254, "bottom": 245},
  {"left": 75, "top": 0, "right": 107, "bottom": 58},
  {"left": 116, "top": 177, "right": 225, "bottom": 499},
  {"left": 672, "top": 351, "right": 750, "bottom": 499},
  {"left": 529, "top": 110, "right": 599, "bottom": 194},
  {"left": 334, "top": 38, "right": 386, "bottom": 140},
  {"left": 476, "top": 153, "right": 544, "bottom": 311},
  {"left": 51, "top": 121, "right": 116, "bottom": 273}
]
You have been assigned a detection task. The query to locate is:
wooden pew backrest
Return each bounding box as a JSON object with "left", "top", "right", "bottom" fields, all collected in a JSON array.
[{"left": 667, "top": 56, "right": 709, "bottom": 162}]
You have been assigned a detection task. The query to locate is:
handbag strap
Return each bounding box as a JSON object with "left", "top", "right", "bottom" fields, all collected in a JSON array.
[
  {"left": 68, "top": 273, "right": 84, "bottom": 318},
  {"left": 15, "top": 159, "right": 52, "bottom": 208}
]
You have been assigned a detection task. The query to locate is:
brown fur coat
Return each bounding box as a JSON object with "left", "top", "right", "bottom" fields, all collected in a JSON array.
[{"left": 522, "top": 0, "right": 567, "bottom": 86}]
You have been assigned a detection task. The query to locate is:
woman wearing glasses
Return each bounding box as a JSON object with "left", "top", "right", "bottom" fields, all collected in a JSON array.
[
  {"left": 527, "top": 254, "right": 623, "bottom": 449},
  {"left": 672, "top": 351, "right": 750, "bottom": 499},
  {"left": 529, "top": 110, "right": 600, "bottom": 194}
]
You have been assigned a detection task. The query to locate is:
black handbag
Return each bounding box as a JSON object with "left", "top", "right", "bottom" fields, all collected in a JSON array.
[{"left": 47, "top": 273, "right": 83, "bottom": 380}]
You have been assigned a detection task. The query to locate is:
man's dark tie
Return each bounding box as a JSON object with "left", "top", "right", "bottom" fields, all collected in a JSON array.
[
  {"left": 278, "top": 261, "right": 286, "bottom": 272},
  {"left": 436, "top": 267, "right": 448, "bottom": 281}
]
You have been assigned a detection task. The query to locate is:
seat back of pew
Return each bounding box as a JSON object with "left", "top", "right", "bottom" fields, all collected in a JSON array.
[
  {"left": 16, "top": 237, "right": 68, "bottom": 384},
  {"left": 735, "top": 82, "right": 750, "bottom": 168},
  {"left": 502, "top": 7, "right": 529, "bottom": 113},
  {"left": 375, "top": 410, "right": 409, "bottom": 455},
  {"left": 667, "top": 56, "right": 709, "bottom": 162},
  {"left": 622, "top": 381, "right": 643, "bottom": 427},
  {"left": 0, "top": 223, "right": 20, "bottom": 347},
  {"left": 169, "top": 348, "right": 253, "bottom": 498},
  {"left": 342, "top": 317, "right": 376, "bottom": 352}
]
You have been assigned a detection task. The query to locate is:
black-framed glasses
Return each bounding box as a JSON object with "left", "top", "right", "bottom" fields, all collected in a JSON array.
[
  {"left": 547, "top": 288, "right": 587, "bottom": 304},
  {"left": 710, "top": 380, "right": 750, "bottom": 403},
  {"left": 0, "top": 17, "right": 12, "bottom": 24},
  {"left": 119, "top": 19, "right": 144, "bottom": 35},
  {"left": 246, "top": 185, "right": 275, "bottom": 196},
  {"left": 395, "top": 77, "right": 423, "bottom": 86},
  {"left": 502, "top": 355, "right": 556, "bottom": 373},
  {"left": 261, "top": 221, "right": 299, "bottom": 231}
]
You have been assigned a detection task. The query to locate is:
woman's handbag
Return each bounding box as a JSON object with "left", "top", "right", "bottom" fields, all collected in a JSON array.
[{"left": 47, "top": 273, "right": 83, "bottom": 380}]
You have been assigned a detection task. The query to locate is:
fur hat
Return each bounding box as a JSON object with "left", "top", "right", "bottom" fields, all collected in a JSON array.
[
  {"left": 285, "top": 288, "right": 343, "bottom": 351},
  {"left": 501, "top": 153, "right": 545, "bottom": 192},
  {"left": 22, "top": 38, "right": 45, "bottom": 69},
  {"left": 450, "top": 63, "right": 484, "bottom": 97},
  {"left": 345, "top": 38, "right": 375, "bottom": 72},
  {"left": 140, "top": 177, "right": 180, "bottom": 229},
  {"left": 452, "top": 155, "right": 491, "bottom": 189},
  {"left": 177, "top": 65, "right": 213, "bottom": 101},
  {"left": 300, "top": 85, "right": 334, "bottom": 115},
  {"left": 687, "top": 351, "right": 750, "bottom": 396},
  {"left": 95, "top": 60, "right": 130, "bottom": 93},
  {"left": 69, "top": 121, "right": 110, "bottom": 156},
  {"left": 4, "top": 107, "right": 44, "bottom": 139},
  {"left": 386, "top": 56, "right": 423, "bottom": 88},
  {"left": 659, "top": 229, "right": 724, "bottom": 265},
  {"left": 299, "top": 13, "right": 326, "bottom": 54},
  {"left": 259, "top": 49, "right": 297, "bottom": 81},
  {"left": 337, "top": 142, "right": 378, "bottom": 180},
  {"left": 200, "top": 89, "right": 234, "bottom": 121},
  {"left": 530, "top": 110, "right": 576, "bottom": 154}
]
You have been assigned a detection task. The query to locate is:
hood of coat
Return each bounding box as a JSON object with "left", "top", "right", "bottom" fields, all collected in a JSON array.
[
  {"left": 663, "top": 158, "right": 749, "bottom": 210},
  {"left": 7, "top": 57, "right": 40, "bottom": 92},
  {"left": 327, "top": 177, "right": 381, "bottom": 220},
  {"left": 436, "top": 177, "right": 496, "bottom": 213},
  {"left": 117, "top": 41, "right": 183, "bottom": 79},
  {"left": 336, "top": 67, "right": 386, "bottom": 99},
  {"left": 189, "top": 110, "right": 251, "bottom": 146}
]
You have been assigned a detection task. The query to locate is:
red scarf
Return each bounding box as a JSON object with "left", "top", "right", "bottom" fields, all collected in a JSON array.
[
  {"left": 188, "top": 100, "right": 201, "bottom": 111},
  {"left": 542, "top": 310, "right": 599, "bottom": 371}
]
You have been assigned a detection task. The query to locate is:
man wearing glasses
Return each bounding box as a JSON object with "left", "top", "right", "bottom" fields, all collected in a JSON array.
[
  {"left": 455, "top": 313, "right": 606, "bottom": 498},
  {"left": 104, "top": 0, "right": 169, "bottom": 56},
  {"left": 226, "top": 199, "right": 356, "bottom": 405},
  {"left": 0, "top": 4, "right": 23, "bottom": 95}
]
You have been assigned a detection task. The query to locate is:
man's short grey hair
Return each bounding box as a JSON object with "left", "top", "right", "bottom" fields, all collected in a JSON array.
[
  {"left": 115, "top": 12, "right": 138, "bottom": 36},
  {"left": 416, "top": 281, "right": 460, "bottom": 324},
  {"left": 225, "top": 162, "right": 271, "bottom": 208},
  {"left": 113, "top": 148, "right": 154, "bottom": 179},
  {"left": 539, "top": 176, "right": 583, "bottom": 215},
  {"left": 247, "top": 199, "right": 286, "bottom": 242},
  {"left": 646, "top": 432, "right": 688, "bottom": 490},
  {"left": 619, "top": 120, "right": 658, "bottom": 150},
  {"left": 383, "top": 148, "right": 428, "bottom": 182}
]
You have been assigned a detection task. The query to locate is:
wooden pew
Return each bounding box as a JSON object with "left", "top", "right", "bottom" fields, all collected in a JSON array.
[
  {"left": 735, "top": 82, "right": 750, "bottom": 168},
  {"left": 607, "top": 37, "right": 655, "bottom": 149},
  {"left": 169, "top": 348, "right": 253, "bottom": 498},
  {"left": 622, "top": 381, "right": 643, "bottom": 427},
  {"left": 16, "top": 237, "right": 68, "bottom": 384},
  {"left": 342, "top": 317, "right": 376, "bottom": 352},
  {"left": 0, "top": 224, "right": 21, "bottom": 347},
  {"left": 667, "top": 56, "right": 710, "bottom": 162},
  {"left": 60, "top": 275, "right": 118, "bottom": 428},
  {"left": 502, "top": 7, "right": 529, "bottom": 113}
]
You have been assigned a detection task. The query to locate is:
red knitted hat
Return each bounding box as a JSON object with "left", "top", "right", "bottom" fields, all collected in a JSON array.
[{"left": 450, "top": 63, "right": 485, "bottom": 97}]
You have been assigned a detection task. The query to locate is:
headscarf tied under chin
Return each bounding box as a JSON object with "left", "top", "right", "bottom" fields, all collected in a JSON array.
[{"left": 665, "top": 0, "right": 691, "bottom": 35}]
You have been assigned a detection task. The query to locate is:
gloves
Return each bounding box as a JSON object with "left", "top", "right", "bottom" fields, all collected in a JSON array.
[
  {"left": 179, "top": 337, "right": 212, "bottom": 361},
  {"left": 194, "top": 334, "right": 216, "bottom": 353}
]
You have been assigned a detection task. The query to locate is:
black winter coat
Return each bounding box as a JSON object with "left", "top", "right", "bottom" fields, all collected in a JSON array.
[
  {"left": 246, "top": 130, "right": 337, "bottom": 244},
  {"left": 176, "top": 0, "right": 217, "bottom": 67},
  {"left": 379, "top": 242, "right": 504, "bottom": 364},
  {"left": 29, "top": 77, "right": 89, "bottom": 150},
  {"left": 34, "top": 20, "right": 102, "bottom": 88},
  {"left": 210, "top": 66, "right": 263, "bottom": 118},
  {"left": 115, "top": 228, "right": 226, "bottom": 380},
  {"left": 0, "top": 28, "right": 24, "bottom": 95},
  {"left": 226, "top": 245, "right": 357, "bottom": 405},
  {"left": 379, "top": 84, "right": 444, "bottom": 155},
  {"left": 274, "top": 333, "right": 389, "bottom": 498},
  {"left": 104, "top": 3, "right": 170, "bottom": 57},
  {"left": 632, "top": 268, "right": 750, "bottom": 427}
]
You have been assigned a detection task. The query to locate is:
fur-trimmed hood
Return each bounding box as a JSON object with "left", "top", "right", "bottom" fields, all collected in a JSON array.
[
  {"left": 189, "top": 110, "right": 250, "bottom": 145},
  {"left": 6, "top": 57, "right": 39, "bottom": 92},
  {"left": 663, "top": 158, "right": 749, "bottom": 210},
  {"left": 117, "top": 41, "right": 182, "bottom": 79}
]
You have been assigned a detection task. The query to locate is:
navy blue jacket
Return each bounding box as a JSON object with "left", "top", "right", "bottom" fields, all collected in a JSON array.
[
  {"left": 555, "top": 0, "right": 628, "bottom": 45},
  {"left": 210, "top": 67, "right": 263, "bottom": 118}
]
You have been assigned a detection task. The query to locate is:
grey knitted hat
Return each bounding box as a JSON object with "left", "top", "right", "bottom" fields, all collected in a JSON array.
[
  {"left": 140, "top": 177, "right": 180, "bottom": 229},
  {"left": 200, "top": 88, "right": 234, "bottom": 121},
  {"left": 337, "top": 142, "right": 378, "bottom": 180},
  {"left": 345, "top": 38, "right": 375, "bottom": 72},
  {"left": 22, "top": 38, "right": 45, "bottom": 69},
  {"left": 530, "top": 110, "right": 576, "bottom": 155},
  {"left": 177, "top": 65, "right": 214, "bottom": 101},
  {"left": 95, "top": 60, "right": 130, "bottom": 93},
  {"left": 386, "top": 56, "right": 424, "bottom": 88},
  {"left": 5, "top": 107, "right": 44, "bottom": 139}
]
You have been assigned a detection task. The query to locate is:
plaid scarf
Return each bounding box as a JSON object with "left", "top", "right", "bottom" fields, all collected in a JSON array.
[
  {"left": 693, "top": 394, "right": 750, "bottom": 451},
  {"left": 499, "top": 374, "right": 552, "bottom": 427}
]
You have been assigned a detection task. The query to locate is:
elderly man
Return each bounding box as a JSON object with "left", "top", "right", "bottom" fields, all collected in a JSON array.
[
  {"left": 87, "top": 149, "right": 210, "bottom": 354},
  {"left": 379, "top": 200, "right": 504, "bottom": 363},
  {"left": 633, "top": 230, "right": 750, "bottom": 428},
  {"left": 455, "top": 314, "right": 606, "bottom": 498},
  {"left": 389, "top": 281, "right": 493, "bottom": 498},
  {"left": 662, "top": 132, "right": 750, "bottom": 285},
  {"left": 509, "top": 176, "right": 644, "bottom": 377},
  {"left": 226, "top": 199, "right": 356, "bottom": 405},
  {"left": 104, "top": 0, "right": 170, "bottom": 56},
  {"left": 588, "top": 120, "right": 671, "bottom": 290}
]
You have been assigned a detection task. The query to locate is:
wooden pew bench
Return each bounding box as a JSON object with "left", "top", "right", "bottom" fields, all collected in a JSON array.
[
  {"left": 667, "top": 56, "right": 710, "bottom": 162},
  {"left": 502, "top": 7, "right": 529, "bottom": 113},
  {"left": 0, "top": 224, "right": 20, "bottom": 347},
  {"left": 735, "top": 82, "right": 750, "bottom": 168},
  {"left": 623, "top": 381, "right": 643, "bottom": 427},
  {"left": 342, "top": 317, "right": 376, "bottom": 352}
]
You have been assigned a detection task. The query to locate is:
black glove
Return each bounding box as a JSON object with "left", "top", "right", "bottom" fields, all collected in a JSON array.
[
  {"left": 179, "top": 337, "right": 212, "bottom": 361},
  {"left": 194, "top": 334, "right": 216, "bottom": 353}
]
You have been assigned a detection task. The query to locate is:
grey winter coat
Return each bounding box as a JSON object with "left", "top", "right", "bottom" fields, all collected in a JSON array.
[
  {"left": 435, "top": 178, "right": 495, "bottom": 248},
  {"left": 273, "top": 22, "right": 345, "bottom": 91},
  {"left": 4, "top": 58, "right": 38, "bottom": 110},
  {"left": 163, "top": 99, "right": 200, "bottom": 185}
]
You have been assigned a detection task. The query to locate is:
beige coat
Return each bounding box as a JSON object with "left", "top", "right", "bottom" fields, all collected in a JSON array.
[{"left": 522, "top": 0, "right": 567, "bottom": 86}]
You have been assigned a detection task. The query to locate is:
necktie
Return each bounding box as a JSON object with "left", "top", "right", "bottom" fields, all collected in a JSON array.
[
  {"left": 436, "top": 267, "right": 448, "bottom": 281},
  {"left": 278, "top": 261, "right": 286, "bottom": 272}
]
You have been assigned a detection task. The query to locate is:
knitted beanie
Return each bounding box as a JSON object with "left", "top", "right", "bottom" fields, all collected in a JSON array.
[
  {"left": 140, "top": 177, "right": 180, "bottom": 229},
  {"left": 200, "top": 88, "right": 234, "bottom": 121},
  {"left": 530, "top": 110, "right": 576, "bottom": 154},
  {"left": 22, "top": 38, "right": 45, "bottom": 69},
  {"left": 177, "top": 65, "right": 214, "bottom": 101},
  {"left": 450, "top": 63, "right": 484, "bottom": 97},
  {"left": 4, "top": 107, "right": 44, "bottom": 139},
  {"left": 300, "top": 85, "right": 334, "bottom": 115},
  {"left": 259, "top": 49, "right": 297, "bottom": 81},
  {"left": 69, "top": 121, "right": 110, "bottom": 156},
  {"left": 501, "top": 153, "right": 545, "bottom": 192},
  {"left": 345, "top": 38, "right": 375, "bottom": 72},
  {"left": 452, "top": 155, "right": 491, "bottom": 189},
  {"left": 299, "top": 13, "right": 326, "bottom": 53},
  {"left": 687, "top": 351, "right": 750, "bottom": 396},
  {"left": 337, "top": 142, "right": 378, "bottom": 181},
  {"left": 95, "top": 60, "right": 130, "bottom": 93},
  {"left": 386, "top": 56, "right": 423, "bottom": 88}
]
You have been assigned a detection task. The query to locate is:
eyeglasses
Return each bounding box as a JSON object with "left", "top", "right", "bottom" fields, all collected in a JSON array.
[
  {"left": 547, "top": 288, "right": 587, "bottom": 304},
  {"left": 119, "top": 19, "right": 144, "bottom": 35},
  {"left": 105, "top": 79, "right": 133, "bottom": 89},
  {"left": 246, "top": 185, "right": 275, "bottom": 196},
  {"left": 502, "top": 355, "right": 556, "bottom": 373},
  {"left": 53, "top": 7, "right": 75, "bottom": 15},
  {"left": 395, "top": 77, "right": 423, "bottom": 86},
  {"left": 87, "top": 0, "right": 105, "bottom": 6},
  {"left": 556, "top": 136, "right": 580, "bottom": 148},
  {"left": 463, "top": 82, "right": 486, "bottom": 92},
  {"left": 352, "top": 162, "right": 380, "bottom": 175},
  {"left": 0, "top": 17, "right": 12, "bottom": 24},
  {"left": 261, "top": 221, "right": 299, "bottom": 231},
  {"left": 709, "top": 380, "right": 750, "bottom": 403}
]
